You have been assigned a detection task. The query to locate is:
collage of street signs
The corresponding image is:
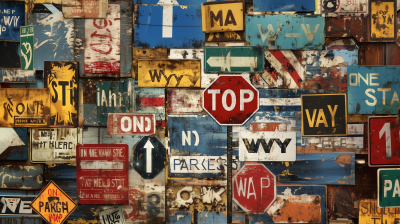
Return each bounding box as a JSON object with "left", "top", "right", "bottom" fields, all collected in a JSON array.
[{"left": 0, "top": 0, "right": 400, "bottom": 223}]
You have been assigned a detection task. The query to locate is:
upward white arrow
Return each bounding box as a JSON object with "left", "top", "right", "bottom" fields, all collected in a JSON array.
[
  {"left": 206, "top": 52, "right": 258, "bottom": 72},
  {"left": 144, "top": 139, "right": 154, "bottom": 173},
  {"left": 157, "top": 0, "right": 179, "bottom": 38},
  {"left": 0, "top": 129, "right": 25, "bottom": 155}
]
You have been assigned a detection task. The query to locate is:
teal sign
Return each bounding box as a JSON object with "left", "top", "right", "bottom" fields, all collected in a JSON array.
[
  {"left": 204, "top": 46, "right": 264, "bottom": 73},
  {"left": 20, "top": 25, "right": 34, "bottom": 70},
  {"left": 378, "top": 168, "right": 400, "bottom": 207}
]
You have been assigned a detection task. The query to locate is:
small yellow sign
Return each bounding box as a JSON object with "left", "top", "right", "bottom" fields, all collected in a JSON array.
[
  {"left": 138, "top": 59, "right": 201, "bottom": 88},
  {"left": 30, "top": 180, "right": 77, "bottom": 224},
  {"left": 359, "top": 199, "right": 400, "bottom": 224},
  {"left": 202, "top": 1, "right": 244, "bottom": 33},
  {"left": 370, "top": 0, "right": 396, "bottom": 40}
]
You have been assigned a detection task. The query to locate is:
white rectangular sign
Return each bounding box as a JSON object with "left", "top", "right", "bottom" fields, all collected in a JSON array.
[{"left": 169, "top": 156, "right": 239, "bottom": 174}]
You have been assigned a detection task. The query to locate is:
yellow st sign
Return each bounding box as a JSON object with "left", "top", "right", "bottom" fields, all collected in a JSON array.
[{"left": 202, "top": 1, "right": 244, "bottom": 33}]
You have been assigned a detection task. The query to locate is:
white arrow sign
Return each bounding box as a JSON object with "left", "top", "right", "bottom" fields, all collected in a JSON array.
[
  {"left": 157, "top": 0, "right": 179, "bottom": 38},
  {"left": 0, "top": 129, "right": 25, "bottom": 155},
  {"left": 206, "top": 52, "right": 258, "bottom": 72},
  {"left": 144, "top": 139, "right": 154, "bottom": 173}
]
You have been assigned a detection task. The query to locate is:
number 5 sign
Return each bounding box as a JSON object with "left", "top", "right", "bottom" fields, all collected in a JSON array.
[{"left": 369, "top": 116, "right": 400, "bottom": 167}]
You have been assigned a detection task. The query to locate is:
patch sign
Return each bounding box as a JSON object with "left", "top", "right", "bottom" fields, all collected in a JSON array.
[{"left": 370, "top": 0, "right": 396, "bottom": 41}]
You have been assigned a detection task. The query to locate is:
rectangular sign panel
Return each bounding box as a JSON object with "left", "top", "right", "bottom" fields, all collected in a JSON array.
[
  {"left": 169, "top": 156, "right": 238, "bottom": 175},
  {"left": 77, "top": 144, "right": 129, "bottom": 204},
  {"left": 44, "top": 61, "right": 79, "bottom": 127},
  {"left": 107, "top": 113, "right": 156, "bottom": 135},
  {"left": 301, "top": 94, "right": 347, "bottom": 136},
  {"left": 167, "top": 89, "right": 204, "bottom": 114},
  {"left": 359, "top": 199, "right": 400, "bottom": 223},
  {"left": 0, "top": 1, "right": 24, "bottom": 41},
  {"left": 238, "top": 131, "right": 296, "bottom": 161},
  {"left": 31, "top": 128, "right": 80, "bottom": 163},
  {"left": 20, "top": 26, "right": 34, "bottom": 71},
  {"left": 347, "top": 66, "right": 400, "bottom": 114},
  {"left": 245, "top": 15, "right": 325, "bottom": 50},
  {"left": 99, "top": 206, "right": 126, "bottom": 224},
  {"left": 96, "top": 79, "right": 134, "bottom": 126},
  {"left": 0, "top": 195, "right": 38, "bottom": 216},
  {"left": 62, "top": 0, "right": 108, "bottom": 18},
  {"left": 254, "top": 0, "right": 315, "bottom": 11},
  {"left": 201, "top": 1, "right": 243, "bottom": 33},
  {"left": 370, "top": 0, "right": 396, "bottom": 41},
  {"left": 320, "top": 0, "right": 367, "bottom": 15},
  {"left": 0, "top": 69, "right": 35, "bottom": 83},
  {"left": 85, "top": 4, "right": 120, "bottom": 73},
  {"left": 0, "top": 128, "right": 28, "bottom": 160},
  {"left": 0, "top": 165, "right": 43, "bottom": 189},
  {"left": 0, "top": 89, "right": 50, "bottom": 127},
  {"left": 378, "top": 169, "right": 400, "bottom": 207},
  {"left": 204, "top": 47, "right": 264, "bottom": 73},
  {"left": 138, "top": 60, "right": 201, "bottom": 87}
]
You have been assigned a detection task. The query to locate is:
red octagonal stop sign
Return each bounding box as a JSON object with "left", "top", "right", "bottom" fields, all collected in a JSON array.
[
  {"left": 202, "top": 75, "right": 259, "bottom": 125},
  {"left": 233, "top": 164, "right": 276, "bottom": 214}
]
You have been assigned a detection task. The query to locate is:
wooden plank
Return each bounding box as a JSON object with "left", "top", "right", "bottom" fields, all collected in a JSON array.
[
  {"left": 134, "top": 83, "right": 165, "bottom": 128},
  {"left": 0, "top": 69, "right": 36, "bottom": 83},
  {"left": 386, "top": 42, "right": 400, "bottom": 65},
  {"left": 300, "top": 67, "right": 348, "bottom": 93},
  {"left": 0, "top": 1, "right": 24, "bottom": 41},
  {"left": 0, "top": 89, "right": 50, "bottom": 127},
  {"left": 369, "top": 0, "right": 396, "bottom": 41},
  {"left": 201, "top": 1, "right": 244, "bottom": 33},
  {"left": 44, "top": 62, "right": 79, "bottom": 127},
  {"left": 0, "top": 165, "right": 43, "bottom": 189},
  {"left": 359, "top": 43, "right": 384, "bottom": 65},
  {"left": 0, "top": 42, "right": 20, "bottom": 69},
  {"left": 138, "top": 60, "right": 201, "bottom": 88},
  {"left": 62, "top": 0, "right": 108, "bottom": 18},
  {"left": 132, "top": 48, "right": 168, "bottom": 78},
  {"left": 167, "top": 89, "right": 204, "bottom": 114},
  {"left": 0, "top": 128, "right": 28, "bottom": 161}
]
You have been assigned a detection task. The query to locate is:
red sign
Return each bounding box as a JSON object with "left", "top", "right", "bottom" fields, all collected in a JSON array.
[
  {"left": 107, "top": 113, "right": 156, "bottom": 135},
  {"left": 233, "top": 163, "right": 276, "bottom": 214},
  {"left": 77, "top": 144, "right": 129, "bottom": 204},
  {"left": 202, "top": 75, "right": 259, "bottom": 125},
  {"left": 369, "top": 116, "right": 400, "bottom": 166}
]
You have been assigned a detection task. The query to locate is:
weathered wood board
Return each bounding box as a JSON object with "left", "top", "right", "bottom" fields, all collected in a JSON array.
[
  {"left": 201, "top": 1, "right": 244, "bottom": 33},
  {"left": 0, "top": 128, "right": 28, "bottom": 161},
  {"left": 0, "top": 69, "right": 36, "bottom": 83},
  {"left": 167, "top": 89, "right": 204, "bottom": 114},
  {"left": 133, "top": 48, "right": 168, "bottom": 78},
  {"left": 0, "top": 42, "right": 21, "bottom": 69},
  {"left": 320, "top": 0, "right": 367, "bottom": 16},
  {"left": 62, "top": 0, "right": 108, "bottom": 18},
  {"left": 0, "top": 165, "right": 43, "bottom": 189},
  {"left": 134, "top": 83, "right": 165, "bottom": 128},
  {"left": 369, "top": 0, "right": 396, "bottom": 41},
  {"left": 359, "top": 199, "right": 400, "bottom": 223},
  {"left": 255, "top": 0, "right": 315, "bottom": 11}
]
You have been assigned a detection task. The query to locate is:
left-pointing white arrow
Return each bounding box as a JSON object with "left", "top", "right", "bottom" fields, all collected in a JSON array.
[
  {"left": 0, "top": 129, "right": 25, "bottom": 155},
  {"left": 206, "top": 52, "right": 258, "bottom": 72},
  {"left": 157, "top": 0, "right": 179, "bottom": 38},
  {"left": 144, "top": 139, "right": 154, "bottom": 173}
]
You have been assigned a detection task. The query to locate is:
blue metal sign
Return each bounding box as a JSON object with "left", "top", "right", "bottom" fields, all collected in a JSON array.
[
  {"left": 0, "top": 1, "right": 24, "bottom": 41},
  {"left": 253, "top": 0, "right": 315, "bottom": 12},
  {"left": 132, "top": 136, "right": 166, "bottom": 179},
  {"left": 245, "top": 15, "right": 325, "bottom": 50},
  {"left": 347, "top": 66, "right": 400, "bottom": 114}
]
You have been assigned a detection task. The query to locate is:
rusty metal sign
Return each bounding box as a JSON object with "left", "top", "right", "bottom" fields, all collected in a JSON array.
[
  {"left": 321, "top": 0, "right": 368, "bottom": 15},
  {"left": 62, "top": 0, "right": 108, "bottom": 18},
  {"left": 359, "top": 199, "right": 400, "bottom": 223},
  {"left": 370, "top": 0, "right": 397, "bottom": 41},
  {"left": 44, "top": 61, "right": 78, "bottom": 127},
  {"left": 138, "top": 59, "right": 201, "bottom": 88},
  {"left": 201, "top": 1, "right": 244, "bottom": 33},
  {"left": 107, "top": 113, "right": 156, "bottom": 135},
  {"left": 0, "top": 89, "right": 50, "bottom": 127}
]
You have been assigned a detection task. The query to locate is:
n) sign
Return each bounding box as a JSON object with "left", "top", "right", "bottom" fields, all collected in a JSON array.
[
  {"left": 201, "top": 1, "right": 243, "bottom": 33},
  {"left": 378, "top": 169, "right": 400, "bottom": 207},
  {"left": 107, "top": 113, "right": 156, "bottom": 135},
  {"left": 245, "top": 14, "right": 325, "bottom": 50},
  {"left": 204, "top": 47, "right": 264, "bottom": 73},
  {"left": 301, "top": 94, "right": 347, "bottom": 136},
  {"left": 370, "top": 0, "right": 396, "bottom": 41},
  {"left": 132, "top": 137, "right": 166, "bottom": 179},
  {"left": 20, "top": 26, "right": 34, "bottom": 70}
]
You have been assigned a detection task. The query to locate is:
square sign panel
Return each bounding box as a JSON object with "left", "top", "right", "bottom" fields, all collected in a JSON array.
[{"left": 301, "top": 94, "right": 347, "bottom": 136}]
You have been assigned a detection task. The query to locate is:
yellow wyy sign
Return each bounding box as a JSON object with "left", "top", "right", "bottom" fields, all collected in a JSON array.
[
  {"left": 359, "top": 199, "right": 400, "bottom": 223},
  {"left": 370, "top": 0, "right": 396, "bottom": 41},
  {"left": 138, "top": 59, "right": 201, "bottom": 87},
  {"left": 202, "top": 1, "right": 244, "bottom": 33},
  {"left": 30, "top": 180, "right": 77, "bottom": 224},
  {"left": 0, "top": 88, "right": 50, "bottom": 127}
]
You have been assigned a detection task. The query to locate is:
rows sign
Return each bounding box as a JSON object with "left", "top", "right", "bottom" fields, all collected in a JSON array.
[
  {"left": 201, "top": 1, "right": 243, "bottom": 33},
  {"left": 107, "top": 113, "right": 156, "bottom": 135},
  {"left": 378, "top": 169, "right": 400, "bottom": 207},
  {"left": 370, "top": 0, "right": 396, "bottom": 41},
  {"left": 348, "top": 66, "right": 400, "bottom": 114},
  {"left": 77, "top": 144, "right": 129, "bottom": 204},
  {"left": 245, "top": 15, "right": 325, "bottom": 50},
  {"left": 20, "top": 26, "right": 34, "bottom": 70},
  {"left": 369, "top": 117, "right": 400, "bottom": 166}
]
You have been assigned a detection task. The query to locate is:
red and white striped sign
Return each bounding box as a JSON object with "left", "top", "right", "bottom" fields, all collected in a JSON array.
[
  {"left": 85, "top": 4, "right": 120, "bottom": 73},
  {"left": 107, "top": 113, "right": 156, "bottom": 135}
]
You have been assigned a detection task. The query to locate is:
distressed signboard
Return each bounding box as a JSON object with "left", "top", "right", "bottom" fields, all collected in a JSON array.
[
  {"left": 44, "top": 61, "right": 78, "bottom": 127},
  {"left": 133, "top": 48, "right": 168, "bottom": 77},
  {"left": 248, "top": 186, "right": 326, "bottom": 224},
  {"left": 238, "top": 131, "right": 296, "bottom": 161},
  {"left": 96, "top": 79, "right": 135, "bottom": 126},
  {"left": 370, "top": 0, "right": 396, "bottom": 41},
  {"left": 76, "top": 144, "right": 129, "bottom": 204},
  {"left": 0, "top": 89, "right": 50, "bottom": 127},
  {"left": 301, "top": 94, "right": 347, "bottom": 136},
  {"left": 99, "top": 206, "right": 126, "bottom": 224},
  {"left": 132, "top": 136, "right": 166, "bottom": 179},
  {"left": 245, "top": 15, "right": 325, "bottom": 50},
  {"left": 20, "top": 26, "right": 34, "bottom": 71},
  {"left": 347, "top": 66, "right": 400, "bottom": 114},
  {"left": 167, "top": 89, "right": 204, "bottom": 114},
  {"left": 31, "top": 128, "right": 81, "bottom": 163},
  {"left": 0, "top": 165, "right": 43, "bottom": 189},
  {"left": 201, "top": 1, "right": 244, "bottom": 33},
  {"left": 138, "top": 60, "right": 201, "bottom": 88},
  {"left": 378, "top": 168, "right": 400, "bottom": 207},
  {"left": 107, "top": 113, "right": 156, "bottom": 135},
  {"left": 0, "top": 1, "right": 24, "bottom": 41},
  {"left": 0, "top": 128, "right": 28, "bottom": 161},
  {"left": 84, "top": 4, "right": 120, "bottom": 73},
  {"left": 359, "top": 199, "right": 400, "bottom": 223},
  {"left": 135, "top": 83, "right": 165, "bottom": 128},
  {"left": 320, "top": 0, "right": 367, "bottom": 15},
  {"left": 62, "top": 0, "right": 108, "bottom": 18},
  {"left": 0, "top": 69, "right": 36, "bottom": 83},
  {"left": 0, "top": 195, "right": 38, "bottom": 216},
  {"left": 204, "top": 47, "right": 264, "bottom": 73},
  {"left": 205, "top": 31, "right": 246, "bottom": 42},
  {"left": 254, "top": 0, "right": 315, "bottom": 11}
]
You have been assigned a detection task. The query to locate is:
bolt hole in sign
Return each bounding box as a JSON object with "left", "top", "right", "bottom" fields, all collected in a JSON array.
[{"left": 202, "top": 75, "right": 259, "bottom": 125}]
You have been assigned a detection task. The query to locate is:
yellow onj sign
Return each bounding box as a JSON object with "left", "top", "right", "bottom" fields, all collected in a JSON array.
[
  {"left": 201, "top": 1, "right": 244, "bottom": 33},
  {"left": 30, "top": 180, "right": 77, "bottom": 224}
]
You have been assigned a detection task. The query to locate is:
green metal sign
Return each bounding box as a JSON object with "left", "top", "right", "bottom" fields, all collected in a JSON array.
[
  {"left": 20, "top": 26, "right": 34, "bottom": 70},
  {"left": 378, "top": 168, "right": 400, "bottom": 207},
  {"left": 204, "top": 46, "right": 264, "bottom": 73}
]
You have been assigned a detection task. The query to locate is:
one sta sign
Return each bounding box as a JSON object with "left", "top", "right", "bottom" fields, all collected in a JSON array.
[{"left": 203, "top": 75, "right": 259, "bottom": 125}]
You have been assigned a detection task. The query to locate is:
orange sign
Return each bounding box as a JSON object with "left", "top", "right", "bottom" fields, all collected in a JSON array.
[{"left": 30, "top": 181, "right": 77, "bottom": 224}]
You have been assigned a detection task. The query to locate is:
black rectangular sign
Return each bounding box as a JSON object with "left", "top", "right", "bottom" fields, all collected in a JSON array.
[{"left": 0, "top": 196, "right": 38, "bottom": 216}]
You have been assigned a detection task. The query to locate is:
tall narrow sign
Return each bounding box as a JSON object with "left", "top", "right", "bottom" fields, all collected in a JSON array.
[
  {"left": 44, "top": 62, "right": 78, "bottom": 127},
  {"left": 20, "top": 26, "right": 34, "bottom": 70},
  {"left": 85, "top": 4, "right": 120, "bottom": 73},
  {"left": 370, "top": 0, "right": 396, "bottom": 41}
]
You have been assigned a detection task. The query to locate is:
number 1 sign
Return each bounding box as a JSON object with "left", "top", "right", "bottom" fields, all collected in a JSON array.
[{"left": 369, "top": 116, "right": 400, "bottom": 166}]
